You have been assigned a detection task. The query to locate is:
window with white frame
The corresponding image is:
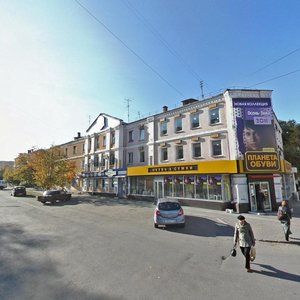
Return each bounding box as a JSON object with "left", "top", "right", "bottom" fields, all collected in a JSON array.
[
  {"left": 212, "top": 140, "right": 222, "bottom": 156},
  {"left": 128, "top": 152, "right": 133, "bottom": 164},
  {"left": 175, "top": 117, "right": 183, "bottom": 132},
  {"left": 193, "top": 143, "right": 201, "bottom": 158},
  {"left": 161, "top": 147, "right": 168, "bottom": 161},
  {"left": 160, "top": 121, "right": 167, "bottom": 135},
  {"left": 176, "top": 145, "right": 184, "bottom": 160},
  {"left": 102, "top": 135, "right": 106, "bottom": 147},
  {"left": 139, "top": 148, "right": 145, "bottom": 163},
  {"left": 129, "top": 130, "right": 134, "bottom": 142},
  {"left": 191, "top": 113, "right": 200, "bottom": 128},
  {"left": 139, "top": 126, "right": 145, "bottom": 141},
  {"left": 111, "top": 131, "right": 115, "bottom": 145},
  {"left": 209, "top": 108, "right": 220, "bottom": 125}
]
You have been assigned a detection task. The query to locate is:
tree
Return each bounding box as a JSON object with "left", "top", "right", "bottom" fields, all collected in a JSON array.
[
  {"left": 279, "top": 119, "right": 300, "bottom": 177},
  {"left": 30, "top": 147, "right": 77, "bottom": 189},
  {"left": 13, "top": 153, "right": 35, "bottom": 186},
  {"left": 3, "top": 167, "right": 19, "bottom": 186}
]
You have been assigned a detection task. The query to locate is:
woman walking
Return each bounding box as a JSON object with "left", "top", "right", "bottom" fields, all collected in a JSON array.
[
  {"left": 277, "top": 200, "right": 292, "bottom": 241},
  {"left": 233, "top": 215, "right": 256, "bottom": 273}
]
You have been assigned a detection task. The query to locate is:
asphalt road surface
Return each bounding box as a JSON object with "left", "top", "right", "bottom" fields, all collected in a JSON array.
[{"left": 1, "top": 190, "right": 300, "bottom": 300}]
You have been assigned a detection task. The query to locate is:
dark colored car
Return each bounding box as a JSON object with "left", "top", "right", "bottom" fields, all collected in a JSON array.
[
  {"left": 11, "top": 186, "right": 27, "bottom": 197},
  {"left": 37, "top": 189, "right": 71, "bottom": 204}
]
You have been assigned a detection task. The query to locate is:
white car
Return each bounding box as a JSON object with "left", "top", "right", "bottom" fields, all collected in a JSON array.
[{"left": 154, "top": 198, "right": 185, "bottom": 228}]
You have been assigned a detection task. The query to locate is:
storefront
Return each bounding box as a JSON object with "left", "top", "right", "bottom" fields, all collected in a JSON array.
[
  {"left": 82, "top": 168, "right": 127, "bottom": 197},
  {"left": 236, "top": 151, "right": 297, "bottom": 213},
  {"left": 127, "top": 160, "right": 238, "bottom": 210}
]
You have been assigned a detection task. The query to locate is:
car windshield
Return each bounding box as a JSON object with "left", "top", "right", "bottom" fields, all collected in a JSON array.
[{"left": 158, "top": 202, "right": 181, "bottom": 211}]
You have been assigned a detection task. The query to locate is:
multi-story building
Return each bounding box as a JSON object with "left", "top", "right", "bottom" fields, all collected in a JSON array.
[{"left": 60, "top": 89, "right": 297, "bottom": 212}]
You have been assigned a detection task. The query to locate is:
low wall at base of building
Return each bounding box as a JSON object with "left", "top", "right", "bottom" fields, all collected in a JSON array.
[
  {"left": 178, "top": 198, "right": 232, "bottom": 211},
  {"left": 127, "top": 194, "right": 155, "bottom": 202},
  {"left": 236, "top": 203, "right": 250, "bottom": 213}
]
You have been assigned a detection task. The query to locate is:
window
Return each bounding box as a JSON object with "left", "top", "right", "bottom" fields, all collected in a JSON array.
[
  {"left": 160, "top": 121, "right": 167, "bottom": 135},
  {"left": 175, "top": 117, "right": 183, "bottom": 132},
  {"left": 161, "top": 147, "right": 168, "bottom": 161},
  {"left": 102, "top": 136, "right": 106, "bottom": 147},
  {"left": 139, "top": 148, "right": 145, "bottom": 163},
  {"left": 129, "top": 130, "right": 134, "bottom": 142},
  {"left": 109, "top": 152, "right": 115, "bottom": 165},
  {"left": 95, "top": 137, "right": 100, "bottom": 149},
  {"left": 128, "top": 152, "right": 133, "bottom": 164},
  {"left": 176, "top": 145, "right": 184, "bottom": 160},
  {"left": 191, "top": 113, "right": 200, "bottom": 128},
  {"left": 139, "top": 126, "right": 145, "bottom": 140},
  {"left": 193, "top": 143, "right": 201, "bottom": 158},
  {"left": 73, "top": 146, "right": 77, "bottom": 154},
  {"left": 82, "top": 143, "right": 85, "bottom": 154},
  {"left": 212, "top": 140, "right": 222, "bottom": 156},
  {"left": 94, "top": 155, "right": 99, "bottom": 167},
  {"left": 100, "top": 155, "right": 105, "bottom": 167},
  {"left": 210, "top": 108, "right": 220, "bottom": 124},
  {"left": 65, "top": 148, "right": 68, "bottom": 156},
  {"left": 111, "top": 132, "right": 115, "bottom": 145}
]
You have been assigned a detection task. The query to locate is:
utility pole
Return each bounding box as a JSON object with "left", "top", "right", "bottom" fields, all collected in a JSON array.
[
  {"left": 125, "top": 98, "right": 132, "bottom": 122},
  {"left": 200, "top": 81, "right": 204, "bottom": 99}
]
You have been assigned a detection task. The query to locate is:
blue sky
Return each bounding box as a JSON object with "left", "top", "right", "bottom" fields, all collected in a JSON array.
[{"left": 1, "top": 0, "right": 300, "bottom": 161}]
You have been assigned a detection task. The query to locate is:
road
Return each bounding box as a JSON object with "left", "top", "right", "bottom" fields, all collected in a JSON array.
[{"left": 0, "top": 190, "right": 300, "bottom": 300}]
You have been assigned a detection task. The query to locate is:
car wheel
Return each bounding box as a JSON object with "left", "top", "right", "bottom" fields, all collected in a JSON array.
[{"left": 154, "top": 223, "right": 158, "bottom": 228}]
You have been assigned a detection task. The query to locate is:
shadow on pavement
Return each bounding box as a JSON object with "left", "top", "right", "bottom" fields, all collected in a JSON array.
[
  {"left": 258, "top": 239, "right": 300, "bottom": 246},
  {"left": 40, "top": 195, "right": 154, "bottom": 209},
  {"left": 166, "top": 215, "right": 234, "bottom": 237},
  {"left": 252, "top": 263, "right": 300, "bottom": 282}
]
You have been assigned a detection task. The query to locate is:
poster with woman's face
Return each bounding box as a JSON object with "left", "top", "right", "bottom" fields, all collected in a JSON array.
[{"left": 233, "top": 98, "right": 277, "bottom": 154}]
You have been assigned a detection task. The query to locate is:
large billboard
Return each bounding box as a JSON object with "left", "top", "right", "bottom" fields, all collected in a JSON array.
[{"left": 233, "top": 98, "right": 277, "bottom": 155}]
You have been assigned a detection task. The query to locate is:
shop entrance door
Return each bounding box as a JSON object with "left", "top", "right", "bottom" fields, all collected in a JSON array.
[
  {"left": 248, "top": 182, "right": 271, "bottom": 212},
  {"left": 154, "top": 177, "right": 164, "bottom": 199}
]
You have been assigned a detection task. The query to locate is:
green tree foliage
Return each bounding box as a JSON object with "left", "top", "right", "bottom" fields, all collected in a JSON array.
[{"left": 279, "top": 119, "right": 300, "bottom": 176}]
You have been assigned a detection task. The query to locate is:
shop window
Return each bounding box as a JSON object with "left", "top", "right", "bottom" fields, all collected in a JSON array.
[
  {"left": 175, "top": 117, "right": 183, "bottom": 132},
  {"left": 160, "top": 121, "right": 168, "bottom": 135},
  {"left": 164, "top": 176, "right": 173, "bottom": 197},
  {"left": 193, "top": 143, "right": 201, "bottom": 158},
  {"left": 212, "top": 140, "right": 222, "bottom": 156},
  {"left": 209, "top": 108, "right": 220, "bottom": 125},
  {"left": 208, "top": 175, "right": 222, "bottom": 200},
  {"left": 161, "top": 148, "right": 168, "bottom": 161},
  {"left": 176, "top": 145, "right": 184, "bottom": 160},
  {"left": 191, "top": 113, "right": 200, "bottom": 128},
  {"left": 184, "top": 175, "right": 195, "bottom": 198},
  {"left": 195, "top": 175, "right": 208, "bottom": 199},
  {"left": 174, "top": 176, "right": 183, "bottom": 197}
]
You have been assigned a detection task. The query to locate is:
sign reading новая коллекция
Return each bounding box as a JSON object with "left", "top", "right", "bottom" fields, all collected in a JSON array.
[{"left": 244, "top": 151, "right": 280, "bottom": 172}]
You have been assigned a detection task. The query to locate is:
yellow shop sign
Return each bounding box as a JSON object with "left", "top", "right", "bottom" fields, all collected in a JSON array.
[{"left": 245, "top": 151, "right": 280, "bottom": 172}]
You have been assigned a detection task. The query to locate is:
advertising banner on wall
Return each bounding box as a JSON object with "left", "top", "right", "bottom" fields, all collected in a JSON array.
[{"left": 233, "top": 98, "right": 277, "bottom": 155}]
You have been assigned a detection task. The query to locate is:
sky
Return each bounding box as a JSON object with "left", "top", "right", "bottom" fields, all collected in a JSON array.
[{"left": 1, "top": 0, "right": 300, "bottom": 161}]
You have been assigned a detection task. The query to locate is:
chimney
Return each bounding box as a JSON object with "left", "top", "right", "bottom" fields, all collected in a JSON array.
[
  {"left": 163, "top": 106, "right": 168, "bottom": 112},
  {"left": 74, "top": 132, "right": 81, "bottom": 140}
]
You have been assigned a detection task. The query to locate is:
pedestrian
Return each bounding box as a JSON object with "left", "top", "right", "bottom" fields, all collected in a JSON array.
[
  {"left": 233, "top": 215, "right": 256, "bottom": 273},
  {"left": 277, "top": 200, "right": 292, "bottom": 241}
]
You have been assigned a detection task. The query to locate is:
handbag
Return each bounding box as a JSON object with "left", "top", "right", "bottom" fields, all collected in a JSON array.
[
  {"left": 250, "top": 246, "right": 256, "bottom": 262},
  {"left": 230, "top": 248, "right": 237, "bottom": 257}
]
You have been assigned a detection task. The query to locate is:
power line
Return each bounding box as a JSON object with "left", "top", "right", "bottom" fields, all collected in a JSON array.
[
  {"left": 74, "top": 0, "right": 185, "bottom": 98},
  {"left": 122, "top": 0, "right": 211, "bottom": 97},
  {"left": 248, "top": 47, "right": 300, "bottom": 77},
  {"left": 246, "top": 69, "right": 300, "bottom": 88}
]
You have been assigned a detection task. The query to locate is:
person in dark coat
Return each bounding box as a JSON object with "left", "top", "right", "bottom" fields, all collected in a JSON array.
[
  {"left": 256, "top": 188, "right": 265, "bottom": 212},
  {"left": 233, "top": 215, "right": 256, "bottom": 273},
  {"left": 277, "top": 200, "right": 292, "bottom": 241}
]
